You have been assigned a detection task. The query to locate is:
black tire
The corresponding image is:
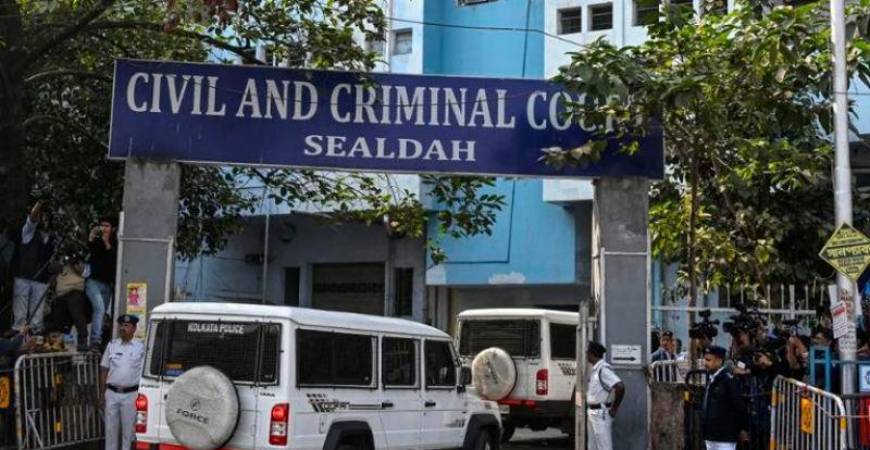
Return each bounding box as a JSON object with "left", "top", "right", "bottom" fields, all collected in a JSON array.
[
  {"left": 473, "top": 428, "right": 496, "bottom": 450},
  {"left": 337, "top": 436, "right": 372, "bottom": 450},
  {"left": 500, "top": 422, "right": 516, "bottom": 443}
]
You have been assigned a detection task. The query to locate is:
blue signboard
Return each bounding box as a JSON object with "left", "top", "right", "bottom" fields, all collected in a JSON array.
[{"left": 109, "top": 59, "right": 663, "bottom": 179}]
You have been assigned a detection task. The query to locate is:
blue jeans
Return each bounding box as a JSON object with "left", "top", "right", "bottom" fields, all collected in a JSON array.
[{"left": 86, "top": 279, "right": 112, "bottom": 346}]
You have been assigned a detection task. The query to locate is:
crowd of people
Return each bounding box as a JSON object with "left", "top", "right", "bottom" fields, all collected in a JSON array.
[
  {"left": 0, "top": 203, "right": 147, "bottom": 450},
  {"left": 647, "top": 295, "right": 870, "bottom": 450},
  {"left": 0, "top": 201, "right": 118, "bottom": 365}
]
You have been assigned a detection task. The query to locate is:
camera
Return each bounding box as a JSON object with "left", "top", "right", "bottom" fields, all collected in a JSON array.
[
  {"left": 689, "top": 309, "right": 720, "bottom": 339},
  {"left": 723, "top": 302, "right": 767, "bottom": 337}
]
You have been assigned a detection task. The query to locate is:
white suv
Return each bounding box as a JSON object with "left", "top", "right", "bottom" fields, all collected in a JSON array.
[
  {"left": 135, "top": 303, "right": 501, "bottom": 450},
  {"left": 457, "top": 308, "right": 577, "bottom": 442}
]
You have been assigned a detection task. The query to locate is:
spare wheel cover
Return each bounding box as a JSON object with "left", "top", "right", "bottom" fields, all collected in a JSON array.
[
  {"left": 471, "top": 347, "right": 517, "bottom": 401},
  {"left": 165, "top": 366, "right": 240, "bottom": 450}
]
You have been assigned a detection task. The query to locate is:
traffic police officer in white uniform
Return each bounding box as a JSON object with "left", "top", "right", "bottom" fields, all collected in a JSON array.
[
  {"left": 586, "top": 341, "right": 625, "bottom": 450},
  {"left": 100, "top": 315, "right": 144, "bottom": 450}
]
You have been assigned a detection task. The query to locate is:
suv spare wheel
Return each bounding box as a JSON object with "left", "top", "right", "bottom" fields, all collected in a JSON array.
[
  {"left": 165, "top": 366, "right": 240, "bottom": 450},
  {"left": 471, "top": 347, "right": 517, "bottom": 401}
]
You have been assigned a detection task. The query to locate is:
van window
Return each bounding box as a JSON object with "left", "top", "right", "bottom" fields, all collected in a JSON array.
[
  {"left": 550, "top": 323, "right": 577, "bottom": 359},
  {"left": 297, "top": 329, "right": 375, "bottom": 387},
  {"left": 383, "top": 337, "right": 417, "bottom": 387},
  {"left": 146, "top": 321, "right": 280, "bottom": 384},
  {"left": 458, "top": 320, "right": 541, "bottom": 358},
  {"left": 425, "top": 340, "right": 456, "bottom": 387}
]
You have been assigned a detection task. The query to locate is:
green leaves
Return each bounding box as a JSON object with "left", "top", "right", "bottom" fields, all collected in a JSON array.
[
  {"left": 10, "top": 0, "right": 503, "bottom": 263},
  {"left": 555, "top": 0, "right": 870, "bottom": 290}
]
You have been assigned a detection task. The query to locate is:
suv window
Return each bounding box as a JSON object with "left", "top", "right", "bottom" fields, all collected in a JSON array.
[
  {"left": 147, "top": 321, "right": 280, "bottom": 383},
  {"left": 425, "top": 340, "right": 456, "bottom": 387},
  {"left": 458, "top": 320, "right": 541, "bottom": 358},
  {"left": 383, "top": 337, "right": 417, "bottom": 387},
  {"left": 297, "top": 329, "right": 375, "bottom": 387},
  {"left": 550, "top": 323, "right": 577, "bottom": 359}
]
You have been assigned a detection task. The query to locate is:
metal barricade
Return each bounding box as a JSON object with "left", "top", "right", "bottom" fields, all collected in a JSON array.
[
  {"left": 1, "top": 367, "right": 16, "bottom": 450},
  {"left": 770, "top": 376, "right": 847, "bottom": 450},
  {"left": 14, "top": 352, "right": 103, "bottom": 450},
  {"left": 650, "top": 360, "right": 680, "bottom": 383},
  {"left": 650, "top": 359, "right": 700, "bottom": 384},
  {"left": 683, "top": 370, "right": 710, "bottom": 450},
  {"left": 736, "top": 374, "right": 773, "bottom": 450}
]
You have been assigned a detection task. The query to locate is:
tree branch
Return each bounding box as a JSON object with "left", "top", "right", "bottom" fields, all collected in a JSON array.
[
  {"left": 24, "top": 69, "right": 112, "bottom": 84},
  {"left": 23, "top": 114, "right": 108, "bottom": 150},
  {"left": 12, "top": 0, "right": 115, "bottom": 79},
  {"left": 86, "top": 21, "right": 265, "bottom": 65}
]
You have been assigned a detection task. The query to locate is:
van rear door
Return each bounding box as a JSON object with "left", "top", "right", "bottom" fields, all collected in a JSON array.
[
  {"left": 145, "top": 319, "right": 282, "bottom": 449},
  {"left": 458, "top": 319, "right": 542, "bottom": 400}
]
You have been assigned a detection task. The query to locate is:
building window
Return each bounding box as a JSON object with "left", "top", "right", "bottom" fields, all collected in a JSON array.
[
  {"left": 635, "top": 0, "right": 660, "bottom": 26},
  {"left": 394, "top": 268, "right": 413, "bottom": 317},
  {"left": 589, "top": 3, "right": 614, "bottom": 31},
  {"left": 459, "top": 0, "right": 495, "bottom": 5},
  {"left": 704, "top": 0, "right": 728, "bottom": 15},
  {"left": 392, "top": 29, "right": 412, "bottom": 55},
  {"left": 558, "top": 8, "right": 584, "bottom": 34},
  {"left": 366, "top": 31, "right": 386, "bottom": 56},
  {"left": 671, "top": 0, "right": 694, "bottom": 15}
]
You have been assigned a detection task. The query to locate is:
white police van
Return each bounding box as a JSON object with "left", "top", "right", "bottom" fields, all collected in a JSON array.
[
  {"left": 456, "top": 309, "right": 578, "bottom": 442},
  {"left": 135, "top": 303, "right": 500, "bottom": 450}
]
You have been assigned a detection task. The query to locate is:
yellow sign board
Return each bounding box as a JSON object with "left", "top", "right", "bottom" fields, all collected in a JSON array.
[
  {"left": 800, "top": 397, "right": 814, "bottom": 434},
  {"left": 819, "top": 223, "right": 870, "bottom": 282},
  {"left": 0, "top": 376, "right": 9, "bottom": 409}
]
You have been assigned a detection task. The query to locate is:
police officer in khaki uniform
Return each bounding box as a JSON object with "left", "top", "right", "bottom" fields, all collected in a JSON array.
[
  {"left": 586, "top": 341, "right": 625, "bottom": 450},
  {"left": 100, "top": 315, "right": 145, "bottom": 450}
]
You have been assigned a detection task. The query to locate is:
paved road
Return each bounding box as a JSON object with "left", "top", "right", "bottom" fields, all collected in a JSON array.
[{"left": 503, "top": 429, "right": 572, "bottom": 449}]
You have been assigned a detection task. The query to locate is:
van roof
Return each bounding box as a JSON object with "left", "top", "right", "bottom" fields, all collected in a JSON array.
[
  {"left": 457, "top": 308, "right": 579, "bottom": 323},
  {"left": 150, "top": 302, "right": 450, "bottom": 339}
]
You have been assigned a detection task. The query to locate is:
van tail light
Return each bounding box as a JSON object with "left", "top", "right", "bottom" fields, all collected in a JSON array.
[
  {"left": 269, "top": 403, "right": 289, "bottom": 446},
  {"left": 135, "top": 394, "right": 148, "bottom": 433},
  {"left": 536, "top": 369, "right": 549, "bottom": 396}
]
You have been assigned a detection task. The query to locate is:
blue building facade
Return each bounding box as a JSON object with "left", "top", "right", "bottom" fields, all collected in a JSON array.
[
  {"left": 176, "top": 0, "right": 595, "bottom": 333},
  {"left": 414, "top": 0, "right": 593, "bottom": 333}
]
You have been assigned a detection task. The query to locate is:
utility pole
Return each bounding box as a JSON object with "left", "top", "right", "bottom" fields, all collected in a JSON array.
[
  {"left": 575, "top": 302, "right": 588, "bottom": 450},
  {"left": 830, "top": 0, "right": 857, "bottom": 396}
]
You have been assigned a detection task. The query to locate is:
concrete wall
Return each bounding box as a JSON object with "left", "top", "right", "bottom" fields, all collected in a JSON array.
[
  {"left": 386, "top": 0, "right": 425, "bottom": 74},
  {"left": 175, "top": 213, "right": 426, "bottom": 321},
  {"left": 426, "top": 180, "right": 584, "bottom": 286},
  {"left": 417, "top": 1, "right": 592, "bottom": 287},
  {"left": 545, "top": 0, "right": 649, "bottom": 78},
  {"left": 423, "top": 0, "right": 545, "bottom": 78}
]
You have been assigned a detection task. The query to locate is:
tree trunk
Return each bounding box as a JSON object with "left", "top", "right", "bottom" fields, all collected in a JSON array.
[
  {"left": 0, "top": 0, "right": 30, "bottom": 231},
  {"left": 687, "top": 155, "right": 700, "bottom": 364}
]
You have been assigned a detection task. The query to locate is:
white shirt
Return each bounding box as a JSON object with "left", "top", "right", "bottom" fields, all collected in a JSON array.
[
  {"left": 587, "top": 359, "right": 622, "bottom": 404},
  {"left": 101, "top": 338, "right": 145, "bottom": 388}
]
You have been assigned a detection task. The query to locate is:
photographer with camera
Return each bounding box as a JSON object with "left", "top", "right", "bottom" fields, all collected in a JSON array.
[{"left": 86, "top": 217, "right": 117, "bottom": 350}]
